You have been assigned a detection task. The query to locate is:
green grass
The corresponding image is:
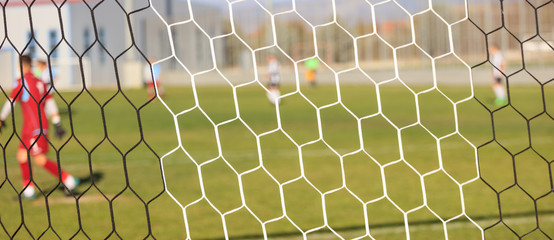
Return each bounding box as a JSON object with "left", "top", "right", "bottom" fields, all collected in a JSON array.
[{"left": 0, "top": 83, "right": 553, "bottom": 239}]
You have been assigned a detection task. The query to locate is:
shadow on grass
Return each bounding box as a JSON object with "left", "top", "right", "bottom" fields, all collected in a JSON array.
[{"left": 195, "top": 210, "right": 554, "bottom": 240}]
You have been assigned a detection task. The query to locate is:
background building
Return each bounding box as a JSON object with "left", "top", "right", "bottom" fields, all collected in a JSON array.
[{"left": 0, "top": 0, "right": 552, "bottom": 91}]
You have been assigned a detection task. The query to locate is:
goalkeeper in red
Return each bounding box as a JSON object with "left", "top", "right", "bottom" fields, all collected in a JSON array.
[{"left": 0, "top": 55, "right": 79, "bottom": 200}]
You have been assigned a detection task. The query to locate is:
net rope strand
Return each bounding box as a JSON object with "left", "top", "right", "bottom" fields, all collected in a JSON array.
[{"left": 0, "top": 0, "right": 551, "bottom": 239}]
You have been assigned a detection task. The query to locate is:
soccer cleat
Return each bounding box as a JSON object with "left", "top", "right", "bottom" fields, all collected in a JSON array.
[
  {"left": 63, "top": 175, "right": 80, "bottom": 195},
  {"left": 22, "top": 186, "right": 36, "bottom": 200},
  {"left": 54, "top": 123, "right": 66, "bottom": 139}
]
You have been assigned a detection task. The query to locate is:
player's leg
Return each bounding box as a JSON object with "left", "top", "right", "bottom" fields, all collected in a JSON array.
[
  {"left": 16, "top": 147, "right": 35, "bottom": 199},
  {"left": 33, "top": 154, "right": 79, "bottom": 192},
  {"left": 45, "top": 97, "right": 66, "bottom": 138},
  {"left": 266, "top": 76, "right": 280, "bottom": 105},
  {"left": 31, "top": 136, "right": 79, "bottom": 193},
  {"left": 266, "top": 86, "right": 281, "bottom": 105},
  {"left": 492, "top": 77, "right": 506, "bottom": 105}
]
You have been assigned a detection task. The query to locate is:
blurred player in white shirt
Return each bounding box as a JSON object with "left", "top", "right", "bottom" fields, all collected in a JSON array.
[
  {"left": 266, "top": 54, "right": 281, "bottom": 105},
  {"left": 489, "top": 44, "right": 507, "bottom": 106}
]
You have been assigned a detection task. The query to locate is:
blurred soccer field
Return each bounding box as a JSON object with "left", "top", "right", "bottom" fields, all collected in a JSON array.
[{"left": 0, "top": 83, "right": 553, "bottom": 239}]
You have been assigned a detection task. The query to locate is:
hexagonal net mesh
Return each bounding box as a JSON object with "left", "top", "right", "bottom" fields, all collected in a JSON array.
[{"left": 0, "top": 0, "right": 552, "bottom": 239}]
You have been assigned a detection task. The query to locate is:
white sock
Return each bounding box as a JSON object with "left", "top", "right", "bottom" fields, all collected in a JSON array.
[
  {"left": 493, "top": 85, "right": 506, "bottom": 99},
  {"left": 64, "top": 175, "right": 77, "bottom": 190},
  {"left": 22, "top": 186, "right": 35, "bottom": 198},
  {"left": 267, "top": 89, "right": 280, "bottom": 105}
]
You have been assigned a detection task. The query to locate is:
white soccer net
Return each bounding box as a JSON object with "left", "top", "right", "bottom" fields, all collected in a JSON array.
[
  {"left": 0, "top": 0, "right": 551, "bottom": 239},
  {"left": 150, "top": 0, "right": 551, "bottom": 239}
]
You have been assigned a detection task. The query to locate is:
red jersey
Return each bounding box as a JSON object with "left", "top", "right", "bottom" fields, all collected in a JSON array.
[{"left": 10, "top": 72, "right": 50, "bottom": 138}]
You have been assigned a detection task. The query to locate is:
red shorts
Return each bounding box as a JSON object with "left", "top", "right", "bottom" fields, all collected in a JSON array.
[{"left": 19, "top": 134, "right": 49, "bottom": 156}]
